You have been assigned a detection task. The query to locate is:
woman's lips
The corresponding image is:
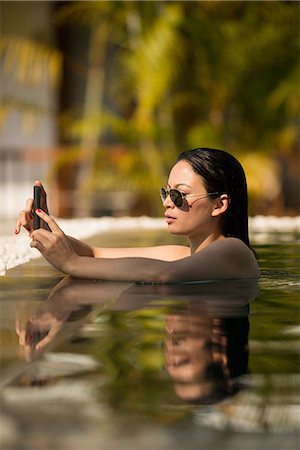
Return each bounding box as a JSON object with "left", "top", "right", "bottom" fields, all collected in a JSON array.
[{"left": 165, "top": 214, "right": 176, "bottom": 224}]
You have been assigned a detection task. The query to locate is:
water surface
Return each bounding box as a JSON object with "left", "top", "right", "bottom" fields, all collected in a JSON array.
[{"left": 0, "top": 230, "right": 299, "bottom": 450}]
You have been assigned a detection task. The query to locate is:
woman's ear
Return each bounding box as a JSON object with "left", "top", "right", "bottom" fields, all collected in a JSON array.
[{"left": 211, "top": 194, "right": 229, "bottom": 217}]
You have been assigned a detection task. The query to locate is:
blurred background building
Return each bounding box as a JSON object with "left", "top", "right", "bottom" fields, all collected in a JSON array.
[
  {"left": 0, "top": 2, "right": 58, "bottom": 218},
  {"left": 1, "top": 1, "right": 299, "bottom": 219}
]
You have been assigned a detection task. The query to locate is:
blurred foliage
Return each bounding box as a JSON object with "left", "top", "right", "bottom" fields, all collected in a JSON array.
[
  {"left": 53, "top": 0, "right": 300, "bottom": 215},
  {"left": 1, "top": 1, "right": 299, "bottom": 215}
]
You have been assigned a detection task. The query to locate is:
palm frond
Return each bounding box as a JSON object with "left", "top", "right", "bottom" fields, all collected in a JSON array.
[{"left": 127, "top": 3, "right": 184, "bottom": 120}]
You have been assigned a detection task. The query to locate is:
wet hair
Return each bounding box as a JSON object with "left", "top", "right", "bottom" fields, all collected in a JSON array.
[{"left": 176, "top": 148, "right": 250, "bottom": 247}]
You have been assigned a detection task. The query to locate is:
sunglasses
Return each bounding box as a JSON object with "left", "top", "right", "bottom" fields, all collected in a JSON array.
[{"left": 160, "top": 188, "right": 219, "bottom": 208}]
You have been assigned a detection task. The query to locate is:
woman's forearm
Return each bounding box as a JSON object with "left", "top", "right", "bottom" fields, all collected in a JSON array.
[
  {"left": 67, "top": 255, "right": 169, "bottom": 283},
  {"left": 67, "top": 236, "right": 95, "bottom": 257}
]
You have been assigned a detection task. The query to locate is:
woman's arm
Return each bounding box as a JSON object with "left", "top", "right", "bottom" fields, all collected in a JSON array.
[
  {"left": 67, "top": 238, "right": 260, "bottom": 282},
  {"left": 30, "top": 210, "right": 260, "bottom": 282},
  {"left": 92, "top": 244, "right": 190, "bottom": 261},
  {"left": 67, "top": 235, "right": 189, "bottom": 260}
]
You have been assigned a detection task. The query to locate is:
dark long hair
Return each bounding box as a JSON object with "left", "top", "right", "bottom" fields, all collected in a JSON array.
[{"left": 177, "top": 148, "right": 250, "bottom": 247}]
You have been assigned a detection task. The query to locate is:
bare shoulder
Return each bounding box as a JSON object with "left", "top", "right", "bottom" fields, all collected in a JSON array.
[
  {"left": 162, "top": 237, "right": 260, "bottom": 282},
  {"left": 198, "top": 237, "right": 260, "bottom": 278},
  {"left": 213, "top": 237, "right": 256, "bottom": 257}
]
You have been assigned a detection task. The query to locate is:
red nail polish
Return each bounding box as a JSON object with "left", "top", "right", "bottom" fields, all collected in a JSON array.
[
  {"left": 36, "top": 208, "right": 41, "bottom": 212},
  {"left": 15, "top": 229, "right": 20, "bottom": 235}
]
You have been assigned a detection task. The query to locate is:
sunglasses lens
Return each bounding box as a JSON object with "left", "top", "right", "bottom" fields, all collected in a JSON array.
[
  {"left": 160, "top": 188, "right": 183, "bottom": 207},
  {"left": 160, "top": 188, "right": 167, "bottom": 201},
  {"left": 170, "top": 189, "right": 183, "bottom": 208}
]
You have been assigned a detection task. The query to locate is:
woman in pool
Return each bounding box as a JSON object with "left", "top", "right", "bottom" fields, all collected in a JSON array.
[{"left": 16, "top": 148, "right": 260, "bottom": 282}]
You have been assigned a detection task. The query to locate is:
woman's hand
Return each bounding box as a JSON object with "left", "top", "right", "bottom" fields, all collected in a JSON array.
[
  {"left": 15, "top": 180, "right": 49, "bottom": 235},
  {"left": 30, "top": 209, "right": 79, "bottom": 274},
  {"left": 16, "top": 315, "right": 64, "bottom": 360}
]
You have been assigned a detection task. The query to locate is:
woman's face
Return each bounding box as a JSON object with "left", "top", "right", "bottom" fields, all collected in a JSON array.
[{"left": 163, "top": 160, "right": 218, "bottom": 238}]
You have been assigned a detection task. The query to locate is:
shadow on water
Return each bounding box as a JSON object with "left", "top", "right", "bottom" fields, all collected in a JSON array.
[{"left": 0, "top": 237, "right": 299, "bottom": 450}]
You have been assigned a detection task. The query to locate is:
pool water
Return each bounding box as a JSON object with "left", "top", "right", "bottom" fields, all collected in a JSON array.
[{"left": 0, "top": 230, "right": 299, "bottom": 450}]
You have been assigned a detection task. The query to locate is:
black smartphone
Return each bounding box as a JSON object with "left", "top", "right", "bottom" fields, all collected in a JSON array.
[{"left": 33, "top": 185, "right": 41, "bottom": 230}]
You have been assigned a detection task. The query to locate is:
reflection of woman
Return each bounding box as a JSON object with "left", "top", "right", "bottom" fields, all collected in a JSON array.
[
  {"left": 16, "top": 148, "right": 260, "bottom": 282},
  {"left": 165, "top": 314, "right": 249, "bottom": 404},
  {"left": 15, "top": 277, "right": 129, "bottom": 359},
  {"left": 14, "top": 277, "right": 255, "bottom": 406}
]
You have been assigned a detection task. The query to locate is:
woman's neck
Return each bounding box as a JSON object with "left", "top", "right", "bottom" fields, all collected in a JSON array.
[{"left": 188, "top": 231, "right": 225, "bottom": 255}]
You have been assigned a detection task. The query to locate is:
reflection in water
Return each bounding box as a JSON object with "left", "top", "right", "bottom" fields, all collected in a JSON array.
[
  {"left": 115, "top": 281, "right": 257, "bottom": 406},
  {"left": 13, "top": 277, "right": 129, "bottom": 362},
  {"left": 165, "top": 314, "right": 249, "bottom": 404},
  {"left": 1, "top": 240, "right": 299, "bottom": 448},
  {"left": 10, "top": 278, "right": 257, "bottom": 407},
  {"left": 2, "top": 274, "right": 299, "bottom": 447}
]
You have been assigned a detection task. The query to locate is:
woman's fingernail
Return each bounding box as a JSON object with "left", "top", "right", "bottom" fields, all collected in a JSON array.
[
  {"left": 29, "top": 214, "right": 34, "bottom": 220},
  {"left": 15, "top": 229, "right": 20, "bottom": 235},
  {"left": 36, "top": 209, "right": 41, "bottom": 212}
]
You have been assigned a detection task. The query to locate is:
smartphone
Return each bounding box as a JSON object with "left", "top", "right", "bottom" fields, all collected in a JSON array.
[
  {"left": 33, "top": 185, "right": 51, "bottom": 232},
  {"left": 33, "top": 185, "right": 41, "bottom": 230}
]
